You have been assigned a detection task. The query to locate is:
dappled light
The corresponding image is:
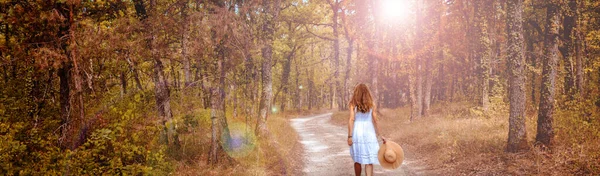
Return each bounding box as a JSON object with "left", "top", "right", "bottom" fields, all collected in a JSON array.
[{"left": 1, "top": 0, "right": 599, "bottom": 175}]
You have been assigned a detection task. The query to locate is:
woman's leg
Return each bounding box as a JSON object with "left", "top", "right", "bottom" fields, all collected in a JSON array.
[
  {"left": 354, "top": 162, "right": 361, "bottom": 176},
  {"left": 365, "top": 164, "right": 373, "bottom": 176}
]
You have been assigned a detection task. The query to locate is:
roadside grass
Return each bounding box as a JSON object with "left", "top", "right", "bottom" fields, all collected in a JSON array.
[
  {"left": 170, "top": 93, "right": 326, "bottom": 176},
  {"left": 331, "top": 101, "right": 600, "bottom": 175}
]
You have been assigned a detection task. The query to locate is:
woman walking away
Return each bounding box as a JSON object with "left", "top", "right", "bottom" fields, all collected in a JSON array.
[{"left": 348, "top": 83, "right": 386, "bottom": 176}]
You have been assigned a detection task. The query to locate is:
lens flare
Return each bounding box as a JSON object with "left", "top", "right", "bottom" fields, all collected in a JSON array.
[
  {"left": 381, "top": 0, "right": 411, "bottom": 20},
  {"left": 222, "top": 122, "right": 256, "bottom": 158}
]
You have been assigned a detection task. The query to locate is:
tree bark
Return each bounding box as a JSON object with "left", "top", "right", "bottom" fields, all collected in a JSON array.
[
  {"left": 58, "top": 62, "right": 71, "bottom": 148},
  {"left": 333, "top": 0, "right": 342, "bottom": 110},
  {"left": 120, "top": 71, "right": 127, "bottom": 96},
  {"left": 525, "top": 25, "right": 537, "bottom": 105},
  {"left": 536, "top": 1, "right": 559, "bottom": 147},
  {"left": 256, "top": 0, "right": 280, "bottom": 137},
  {"left": 280, "top": 45, "right": 296, "bottom": 112},
  {"left": 473, "top": 0, "right": 493, "bottom": 111},
  {"left": 561, "top": 0, "right": 577, "bottom": 98},
  {"left": 506, "top": 0, "right": 529, "bottom": 153},
  {"left": 208, "top": 51, "right": 231, "bottom": 164},
  {"left": 344, "top": 39, "right": 353, "bottom": 110},
  {"left": 182, "top": 0, "right": 192, "bottom": 88},
  {"left": 411, "top": 0, "right": 424, "bottom": 120},
  {"left": 575, "top": 17, "right": 584, "bottom": 98}
]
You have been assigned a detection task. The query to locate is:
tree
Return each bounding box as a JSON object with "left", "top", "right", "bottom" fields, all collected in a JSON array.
[
  {"left": 506, "top": 0, "right": 529, "bottom": 153},
  {"left": 472, "top": 0, "right": 493, "bottom": 111},
  {"left": 256, "top": 0, "right": 281, "bottom": 138},
  {"left": 560, "top": 0, "right": 582, "bottom": 98},
  {"left": 536, "top": 0, "right": 560, "bottom": 148},
  {"left": 410, "top": 0, "right": 425, "bottom": 121}
]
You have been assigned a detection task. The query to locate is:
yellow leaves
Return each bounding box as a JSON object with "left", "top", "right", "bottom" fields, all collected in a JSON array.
[{"left": 66, "top": 0, "right": 81, "bottom": 6}]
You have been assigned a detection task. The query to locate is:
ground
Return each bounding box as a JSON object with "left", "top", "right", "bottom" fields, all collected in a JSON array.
[{"left": 290, "top": 113, "right": 430, "bottom": 176}]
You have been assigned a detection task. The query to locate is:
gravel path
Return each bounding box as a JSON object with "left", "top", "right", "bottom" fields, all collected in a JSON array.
[{"left": 290, "top": 113, "right": 423, "bottom": 176}]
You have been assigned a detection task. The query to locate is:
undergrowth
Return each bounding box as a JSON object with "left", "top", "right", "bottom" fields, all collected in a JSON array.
[{"left": 331, "top": 98, "right": 600, "bottom": 175}]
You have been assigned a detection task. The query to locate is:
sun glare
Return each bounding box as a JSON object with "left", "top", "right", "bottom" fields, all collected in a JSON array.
[{"left": 381, "top": 0, "right": 411, "bottom": 20}]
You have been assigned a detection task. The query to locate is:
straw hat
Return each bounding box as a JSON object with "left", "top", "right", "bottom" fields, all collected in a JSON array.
[{"left": 378, "top": 140, "right": 404, "bottom": 170}]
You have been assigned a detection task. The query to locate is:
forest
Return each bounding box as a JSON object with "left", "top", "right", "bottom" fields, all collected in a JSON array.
[{"left": 1, "top": 0, "right": 599, "bottom": 175}]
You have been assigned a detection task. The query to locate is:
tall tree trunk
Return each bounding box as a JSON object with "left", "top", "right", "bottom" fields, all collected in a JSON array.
[
  {"left": 423, "top": 0, "right": 442, "bottom": 116},
  {"left": 208, "top": 50, "right": 231, "bottom": 164},
  {"left": 58, "top": 62, "right": 71, "bottom": 148},
  {"left": 472, "top": 0, "right": 493, "bottom": 111},
  {"left": 536, "top": 1, "right": 559, "bottom": 147},
  {"left": 423, "top": 54, "right": 432, "bottom": 116},
  {"left": 182, "top": 0, "right": 191, "bottom": 88},
  {"left": 280, "top": 47, "right": 295, "bottom": 112},
  {"left": 344, "top": 39, "right": 353, "bottom": 110},
  {"left": 525, "top": 26, "right": 537, "bottom": 105},
  {"left": 308, "top": 68, "right": 314, "bottom": 110},
  {"left": 340, "top": 6, "right": 353, "bottom": 110},
  {"left": 575, "top": 16, "right": 584, "bottom": 98},
  {"left": 506, "top": 0, "right": 529, "bottom": 153},
  {"left": 135, "top": 0, "right": 176, "bottom": 147},
  {"left": 256, "top": 0, "right": 280, "bottom": 137},
  {"left": 332, "top": 0, "right": 342, "bottom": 110},
  {"left": 561, "top": 0, "right": 577, "bottom": 98},
  {"left": 411, "top": 0, "right": 424, "bottom": 120}
]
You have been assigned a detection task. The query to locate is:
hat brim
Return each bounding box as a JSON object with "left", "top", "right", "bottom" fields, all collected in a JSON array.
[{"left": 378, "top": 141, "right": 404, "bottom": 170}]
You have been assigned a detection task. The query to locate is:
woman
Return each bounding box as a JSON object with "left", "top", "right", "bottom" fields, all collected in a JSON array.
[{"left": 348, "top": 83, "right": 385, "bottom": 176}]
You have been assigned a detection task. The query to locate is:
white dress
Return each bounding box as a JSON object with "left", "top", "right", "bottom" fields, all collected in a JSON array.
[{"left": 349, "top": 108, "right": 380, "bottom": 164}]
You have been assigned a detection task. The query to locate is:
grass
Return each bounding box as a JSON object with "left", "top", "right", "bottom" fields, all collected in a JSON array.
[
  {"left": 331, "top": 101, "right": 600, "bottom": 175},
  {"left": 170, "top": 97, "right": 330, "bottom": 176}
]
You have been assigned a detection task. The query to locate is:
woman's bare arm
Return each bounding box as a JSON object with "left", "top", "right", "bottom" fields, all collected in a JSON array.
[
  {"left": 348, "top": 105, "right": 355, "bottom": 136},
  {"left": 348, "top": 105, "right": 355, "bottom": 146},
  {"left": 372, "top": 105, "right": 382, "bottom": 139}
]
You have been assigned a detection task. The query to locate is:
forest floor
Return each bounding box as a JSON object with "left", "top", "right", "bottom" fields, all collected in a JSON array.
[
  {"left": 328, "top": 101, "right": 600, "bottom": 175},
  {"left": 173, "top": 101, "right": 598, "bottom": 175}
]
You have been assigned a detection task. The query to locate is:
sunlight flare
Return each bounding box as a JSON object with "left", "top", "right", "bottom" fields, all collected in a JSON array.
[{"left": 381, "top": 0, "right": 411, "bottom": 20}]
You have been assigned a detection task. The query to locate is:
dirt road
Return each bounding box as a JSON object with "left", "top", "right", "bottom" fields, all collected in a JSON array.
[{"left": 290, "top": 113, "right": 423, "bottom": 176}]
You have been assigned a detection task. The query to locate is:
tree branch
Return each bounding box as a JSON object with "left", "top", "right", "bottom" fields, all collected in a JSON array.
[{"left": 303, "top": 25, "right": 335, "bottom": 41}]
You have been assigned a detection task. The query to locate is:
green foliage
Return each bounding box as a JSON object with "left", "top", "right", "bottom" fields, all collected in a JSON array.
[
  {"left": 0, "top": 89, "right": 173, "bottom": 175},
  {"left": 65, "top": 123, "right": 171, "bottom": 175}
]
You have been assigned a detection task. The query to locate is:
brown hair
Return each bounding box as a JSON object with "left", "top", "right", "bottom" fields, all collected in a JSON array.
[{"left": 349, "top": 83, "right": 374, "bottom": 113}]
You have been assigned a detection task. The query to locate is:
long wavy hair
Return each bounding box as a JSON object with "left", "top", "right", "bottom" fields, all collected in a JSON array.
[{"left": 349, "top": 83, "right": 374, "bottom": 113}]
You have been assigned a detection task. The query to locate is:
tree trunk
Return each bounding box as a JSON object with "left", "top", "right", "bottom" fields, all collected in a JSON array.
[
  {"left": 332, "top": 0, "right": 342, "bottom": 110},
  {"left": 536, "top": 1, "right": 559, "bottom": 147},
  {"left": 308, "top": 68, "right": 314, "bottom": 110},
  {"left": 525, "top": 26, "right": 537, "bottom": 105},
  {"left": 120, "top": 71, "right": 127, "bottom": 96},
  {"left": 573, "top": 0, "right": 584, "bottom": 98},
  {"left": 182, "top": 0, "right": 192, "bottom": 88},
  {"left": 344, "top": 39, "right": 353, "bottom": 110},
  {"left": 575, "top": 19, "right": 584, "bottom": 98},
  {"left": 561, "top": 0, "right": 577, "bottom": 98},
  {"left": 422, "top": 54, "right": 432, "bottom": 116},
  {"left": 256, "top": 0, "right": 280, "bottom": 137},
  {"left": 411, "top": 0, "right": 424, "bottom": 120},
  {"left": 506, "top": 0, "right": 529, "bottom": 153},
  {"left": 208, "top": 52, "right": 231, "bottom": 164},
  {"left": 135, "top": 0, "right": 176, "bottom": 148},
  {"left": 472, "top": 0, "right": 493, "bottom": 111},
  {"left": 58, "top": 62, "right": 71, "bottom": 148},
  {"left": 280, "top": 45, "right": 296, "bottom": 112}
]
